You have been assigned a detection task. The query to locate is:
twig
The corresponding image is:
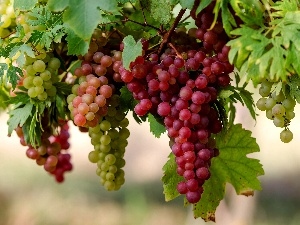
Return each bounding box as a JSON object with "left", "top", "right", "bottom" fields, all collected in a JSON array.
[
  {"left": 168, "top": 43, "right": 183, "bottom": 58},
  {"left": 157, "top": 8, "right": 186, "bottom": 55}
]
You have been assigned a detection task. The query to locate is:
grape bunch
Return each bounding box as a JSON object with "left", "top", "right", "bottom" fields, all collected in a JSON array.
[
  {"left": 118, "top": 2, "right": 233, "bottom": 203},
  {"left": 0, "top": 0, "right": 15, "bottom": 38},
  {"left": 67, "top": 37, "right": 129, "bottom": 190},
  {"left": 256, "top": 80, "right": 296, "bottom": 143},
  {"left": 87, "top": 109, "right": 129, "bottom": 191},
  {"left": 15, "top": 119, "right": 72, "bottom": 182},
  {"left": 22, "top": 54, "right": 61, "bottom": 101}
]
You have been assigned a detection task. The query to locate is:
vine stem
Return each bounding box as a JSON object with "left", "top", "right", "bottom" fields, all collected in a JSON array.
[{"left": 157, "top": 8, "right": 186, "bottom": 55}]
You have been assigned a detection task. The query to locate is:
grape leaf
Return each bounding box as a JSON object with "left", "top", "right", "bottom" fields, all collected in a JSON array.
[
  {"left": 7, "top": 66, "right": 23, "bottom": 90},
  {"left": 287, "top": 76, "right": 300, "bottom": 103},
  {"left": 147, "top": 113, "right": 166, "bottom": 138},
  {"left": 9, "top": 44, "right": 35, "bottom": 68},
  {"left": 27, "top": 7, "right": 66, "bottom": 50},
  {"left": 227, "top": 7, "right": 300, "bottom": 83},
  {"left": 63, "top": 0, "right": 118, "bottom": 41},
  {"left": 119, "top": 86, "right": 134, "bottom": 111},
  {"left": 14, "top": 0, "right": 38, "bottom": 11},
  {"left": 8, "top": 103, "right": 33, "bottom": 135},
  {"left": 47, "top": 0, "right": 69, "bottom": 11},
  {"left": 179, "top": 0, "right": 194, "bottom": 9},
  {"left": 65, "top": 28, "right": 89, "bottom": 55},
  {"left": 196, "top": 0, "right": 212, "bottom": 15},
  {"left": 162, "top": 153, "right": 184, "bottom": 201},
  {"left": 220, "top": 0, "right": 237, "bottom": 35},
  {"left": 118, "top": 0, "right": 138, "bottom": 3},
  {"left": 149, "top": 0, "right": 172, "bottom": 25},
  {"left": 193, "top": 124, "right": 263, "bottom": 221},
  {"left": 122, "top": 35, "right": 143, "bottom": 70}
]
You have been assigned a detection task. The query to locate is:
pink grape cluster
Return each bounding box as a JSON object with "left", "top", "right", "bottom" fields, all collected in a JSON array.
[
  {"left": 67, "top": 50, "right": 122, "bottom": 128},
  {"left": 15, "top": 120, "right": 72, "bottom": 182},
  {"left": 119, "top": 6, "right": 233, "bottom": 203}
]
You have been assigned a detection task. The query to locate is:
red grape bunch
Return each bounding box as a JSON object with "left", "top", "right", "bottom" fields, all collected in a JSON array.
[
  {"left": 15, "top": 119, "right": 72, "bottom": 182},
  {"left": 118, "top": 1, "right": 233, "bottom": 203}
]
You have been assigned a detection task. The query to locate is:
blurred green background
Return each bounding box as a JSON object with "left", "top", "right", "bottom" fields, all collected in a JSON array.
[{"left": 1, "top": 95, "right": 300, "bottom": 225}]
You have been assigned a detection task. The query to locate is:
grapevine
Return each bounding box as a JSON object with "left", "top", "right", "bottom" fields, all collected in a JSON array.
[{"left": 1, "top": 0, "right": 300, "bottom": 222}]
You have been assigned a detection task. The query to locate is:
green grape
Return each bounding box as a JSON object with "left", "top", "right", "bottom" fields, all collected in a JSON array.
[
  {"left": 105, "top": 154, "right": 116, "bottom": 165},
  {"left": 33, "top": 76, "right": 43, "bottom": 86},
  {"left": 100, "top": 162, "right": 109, "bottom": 171},
  {"left": 40, "top": 70, "right": 51, "bottom": 81},
  {"left": 109, "top": 165, "right": 118, "bottom": 173},
  {"left": 280, "top": 129, "right": 293, "bottom": 143},
  {"left": 272, "top": 104, "right": 285, "bottom": 117},
  {"left": 37, "top": 92, "right": 47, "bottom": 101},
  {"left": 43, "top": 80, "right": 53, "bottom": 89},
  {"left": 100, "top": 120, "right": 111, "bottom": 131},
  {"left": 285, "top": 110, "right": 295, "bottom": 120},
  {"left": 100, "top": 134, "right": 111, "bottom": 145},
  {"left": 99, "top": 144, "right": 111, "bottom": 153},
  {"left": 33, "top": 59, "right": 46, "bottom": 72},
  {"left": 273, "top": 116, "right": 284, "bottom": 128},
  {"left": 26, "top": 65, "right": 36, "bottom": 76},
  {"left": 48, "top": 57, "right": 61, "bottom": 70},
  {"left": 271, "top": 91, "right": 285, "bottom": 102},
  {"left": 256, "top": 98, "right": 267, "bottom": 111},
  {"left": 23, "top": 76, "right": 34, "bottom": 89},
  {"left": 259, "top": 86, "right": 271, "bottom": 97},
  {"left": 35, "top": 86, "right": 44, "bottom": 95},
  {"left": 282, "top": 97, "right": 296, "bottom": 110},
  {"left": 105, "top": 172, "right": 115, "bottom": 181},
  {"left": 28, "top": 87, "right": 38, "bottom": 98},
  {"left": 104, "top": 180, "right": 115, "bottom": 191},
  {"left": 265, "top": 98, "right": 276, "bottom": 110},
  {"left": 88, "top": 151, "right": 99, "bottom": 163}
]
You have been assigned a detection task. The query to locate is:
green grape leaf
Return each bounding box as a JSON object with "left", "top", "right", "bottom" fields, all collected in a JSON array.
[
  {"left": 162, "top": 153, "right": 184, "bottom": 201},
  {"left": 27, "top": 7, "right": 66, "bottom": 50},
  {"left": 238, "top": 89, "right": 256, "bottom": 120},
  {"left": 287, "top": 76, "right": 300, "bottom": 103},
  {"left": 122, "top": 35, "right": 143, "bottom": 70},
  {"left": 179, "top": 0, "right": 194, "bottom": 9},
  {"left": 147, "top": 113, "right": 166, "bottom": 138},
  {"left": 14, "top": 0, "right": 38, "bottom": 11},
  {"left": 9, "top": 44, "right": 35, "bottom": 68},
  {"left": 118, "top": 0, "right": 138, "bottom": 3},
  {"left": 65, "top": 28, "right": 89, "bottom": 55},
  {"left": 219, "top": 89, "right": 234, "bottom": 99},
  {"left": 63, "top": 0, "right": 118, "bottom": 41},
  {"left": 47, "top": 0, "right": 69, "bottom": 11},
  {"left": 7, "top": 66, "right": 23, "bottom": 90},
  {"left": 193, "top": 124, "right": 263, "bottom": 221},
  {"left": 149, "top": 0, "right": 172, "bottom": 25},
  {"left": 196, "top": 0, "right": 212, "bottom": 15},
  {"left": 0, "top": 63, "right": 8, "bottom": 81},
  {"left": 220, "top": 0, "right": 237, "bottom": 35},
  {"left": 8, "top": 103, "right": 33, "bottom": 135},
  {"left": 119, "top": 86, "right": 134, "bottom": 111}
]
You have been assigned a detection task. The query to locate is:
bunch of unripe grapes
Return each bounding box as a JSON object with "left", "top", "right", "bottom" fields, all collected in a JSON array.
[
  {"left": 15, "top": 120, "right": 72, "bottom": 182},
  {"left": 88, "top": 109, "right": 129, "bottom": 191},
  {"left": 22, "top": 54, "right": 61, "bottom": 101},
  {"left": 256, "top": 80, "right": 295, "bottom": 143},
  {"left": 0, "top": 0, "right": 15, "bottom": 38}
]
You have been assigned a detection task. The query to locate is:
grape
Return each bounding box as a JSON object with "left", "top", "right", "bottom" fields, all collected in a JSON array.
[
  {"left": 280, "top": 129, "right": 293, "bottom": 143},
  {"left": 272, "top": 104, "right": 285, "bottom": 117},
  {"left": 33, "top": 60, "right": 46, "bottom": 72},
  {"left": 256, "top": 98, "right": 267, "bottom": 111},
  {"left": 15, "top": 120, "right": 72, "bottom": 182}
]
